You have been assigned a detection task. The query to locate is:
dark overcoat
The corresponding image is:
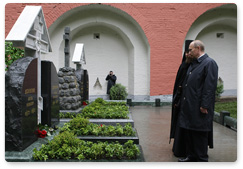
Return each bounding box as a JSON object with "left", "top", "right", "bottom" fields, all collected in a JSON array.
[
  {"left": 169, "top": 56, "right": 190, "bottom": 157},
  {"left": 106, "top": 74, "right": 117, "bottom": 94},
  {"left": 169, "top": 40, "right": 193, "bottom": 157},
  {"left": 178, "top": 54, "right": 218, "bottom": 133}
]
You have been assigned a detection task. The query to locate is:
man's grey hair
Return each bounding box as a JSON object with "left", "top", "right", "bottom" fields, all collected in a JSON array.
[{"left": 193, "top": 40, "right": 205, "bottom": 52}]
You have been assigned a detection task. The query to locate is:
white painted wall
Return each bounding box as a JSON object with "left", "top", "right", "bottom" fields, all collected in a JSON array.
[
  {"left": 69, "top": 25, "right": 130, "bottom": 96},
  {"left": 196, "top": 24, "right": 237, "bottom": 90}
]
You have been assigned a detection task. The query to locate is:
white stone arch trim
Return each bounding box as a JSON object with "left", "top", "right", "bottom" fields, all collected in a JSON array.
[{"left": 185, "top": 4, "right": 237, "bottom": 40}]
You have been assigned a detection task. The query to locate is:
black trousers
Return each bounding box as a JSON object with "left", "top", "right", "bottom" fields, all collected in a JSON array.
[{"left": 185, "top": 129, "right": 209, "bottom": 162}]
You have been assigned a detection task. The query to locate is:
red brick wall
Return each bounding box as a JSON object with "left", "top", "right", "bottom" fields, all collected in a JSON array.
[{"left": 5, "top": 3, "right": 225, "bottom": 96}]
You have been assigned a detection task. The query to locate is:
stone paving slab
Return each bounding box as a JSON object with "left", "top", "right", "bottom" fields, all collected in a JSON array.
[{"left": 130, "top": 106, "right": 237, "bottom": 162}]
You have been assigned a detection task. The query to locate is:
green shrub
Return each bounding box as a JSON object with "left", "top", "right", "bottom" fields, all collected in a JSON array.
[
  {"left": 109, "top": 84, "right": 128, "bottom": 100},
  {"left": 94, "top": 98, "right": 106, "bottom": 104},
  {"left": 215, "top": 77, "right": 224, "bottom": 101},
  {"left": 32, "top": 131, "right": 140, "bottom": 161},
  {"left": 5, "top": 42, "right": 24, "bottom": 71}
]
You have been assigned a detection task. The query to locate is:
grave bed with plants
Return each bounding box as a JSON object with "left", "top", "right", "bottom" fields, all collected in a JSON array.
[
  {"left": 60, "top": 98, "right": 135, "bottom": 127},
  {"left": 32, "top": 98, "right": 143, "bottom": 161},
  {"left": 60, "top": 98, "right": 130, "bottom": 119},
  {"left": 32, "top": 131, "right": 143, "bottom": 162},
  {"left": 59, "top": 116, "right": 139, "bottom": 144}
]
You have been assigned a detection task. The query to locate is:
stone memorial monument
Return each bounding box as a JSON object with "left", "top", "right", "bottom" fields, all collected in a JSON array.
[
  {"left": 41, "top": 61, "right": 60, "bottom": 127},
  {"left": 72, "top": 43, "right": 89, "bottom": 103},
  {"left": 5, "top": 6, "right": 52, "bottom": 151},
  {"left": 58, "top": 27, "right": 82, "bottom": 110},
  {"left": 64, "top": 27, "right": 71, "bottom": 67},
  {"left": 5, "top": 57, "right": 38, "bottom": 151}
]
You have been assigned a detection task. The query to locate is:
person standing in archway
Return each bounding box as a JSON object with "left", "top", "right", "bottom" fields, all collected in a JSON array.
[
  {"left": 177, "top": 40, "right": 218, "bottom": 162},
  {"left": 106, "top": 71, "right": 117, "bottom": 96}
]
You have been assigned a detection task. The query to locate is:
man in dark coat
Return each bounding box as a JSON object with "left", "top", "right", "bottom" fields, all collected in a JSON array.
[
  {"left": 170, "top": 40, "right": 193, "bottom": 157},
  {"left": 106, "top": 71, "right": 117, "bottom": 95},
  {"left": 177, "top": 40, "right": 218, "bottom": 162}
]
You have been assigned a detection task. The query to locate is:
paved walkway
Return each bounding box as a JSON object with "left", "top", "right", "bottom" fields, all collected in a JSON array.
[{"left": 130, "top": 106, "right": 237, "bottom": 162}]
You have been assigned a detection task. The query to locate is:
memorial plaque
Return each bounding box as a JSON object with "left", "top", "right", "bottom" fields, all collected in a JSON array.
[
  {"left": 5, "top": 57, "right": 38, "bottom": 151},
  {"left": 41, "top": 61, "right": 60, "bottom": 127}
]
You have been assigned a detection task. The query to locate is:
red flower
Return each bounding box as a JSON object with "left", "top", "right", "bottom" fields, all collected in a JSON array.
[
  {"left": 35, "top": 129, "right": 47, "bottom": 138},
  {"left": 100, "top": 124, "right": 103, "bottom": 127},
  {"left": 82, "top": 101, "right": 88, "bottom": 105}
]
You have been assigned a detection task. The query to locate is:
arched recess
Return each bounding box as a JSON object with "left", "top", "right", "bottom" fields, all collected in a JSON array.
[
  {"left": 42, "top": 4, "right": 150, "bottom": 99},
  {"left": 185, "top": 4, "right": 237, "bottom": 96}
]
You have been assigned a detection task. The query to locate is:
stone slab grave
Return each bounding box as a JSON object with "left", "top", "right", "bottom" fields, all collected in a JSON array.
[
  {"left": 5, "top": 6, "right": 52, "bottom": 151},
  {"left": 41, "top": 61, "right": 60, "bottom": 127}
]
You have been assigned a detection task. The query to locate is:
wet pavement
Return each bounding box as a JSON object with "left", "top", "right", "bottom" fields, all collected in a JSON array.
[{"left": 130, "top": 106, "right": 237, "bottom": 162}]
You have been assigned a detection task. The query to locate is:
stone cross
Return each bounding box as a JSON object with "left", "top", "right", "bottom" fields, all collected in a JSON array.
[
  {"left": 72, "top": 43, "right": 86, "bottom": 70},
  {"left": 6, "top": 6, "right": 52, "bottom": 124},
  {"left": 64, "top": 27, "right": 71, "bottom": 67}
]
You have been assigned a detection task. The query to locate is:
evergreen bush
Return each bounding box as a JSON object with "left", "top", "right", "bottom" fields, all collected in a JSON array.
[
  {"left": 216, "top": 77, "right": 224, "bottom": 101},
  {"left": 109, "top": 83, "right": 128, "bottom": 100}
]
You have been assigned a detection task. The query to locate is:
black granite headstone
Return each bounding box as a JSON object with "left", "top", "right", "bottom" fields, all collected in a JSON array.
[
  {"left": 41, "top": 61, "right": 60, "bottom": 127},
  {"left": 5, "top": 57, "right": 38, "bottom": 151},
  {"left": 75, "top": 68, "right": 84, "bottom": 102},
  {"left": 83, "top": 69, "right": 89, "bottom": 101}
]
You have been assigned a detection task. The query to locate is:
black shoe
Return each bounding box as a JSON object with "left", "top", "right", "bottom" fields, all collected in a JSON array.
[{"left": 178, "top": 157, "right": 197, "bottom": 162}]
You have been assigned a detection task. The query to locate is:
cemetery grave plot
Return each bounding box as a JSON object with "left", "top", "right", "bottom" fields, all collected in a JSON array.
[
  {"left": 60, "top": 98, "right": 135, "bottom": 126},
  {"left": 31, "top": 99, "right": 142, "bottom": 161},
  {"left": 59, "top": 98, "right": 138, "bottom": 143},
  {"left": 30, "top": 98, "right": 142, "bottom": 162},
  {"left": 60, "top": 98, "right": 130, "bottom": 118},
  {"left": 59, "top": 116, "right": 139, "bottom": 144},
  {"left": 32, "top": 131, "right": 143, "bottom": 162}
]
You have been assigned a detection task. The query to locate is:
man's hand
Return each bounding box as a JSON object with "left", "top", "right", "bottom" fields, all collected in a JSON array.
[{"left": 200, "top": 107, "right": 208, "bottom": 114}]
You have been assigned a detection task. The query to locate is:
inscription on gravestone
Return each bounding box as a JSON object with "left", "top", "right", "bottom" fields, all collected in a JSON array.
[
  {"left": 5, "top": 57, "right": 38, "bottom": 151},
  {"left": 41, "top": 61, "right": 59, "bottom": 127}
]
